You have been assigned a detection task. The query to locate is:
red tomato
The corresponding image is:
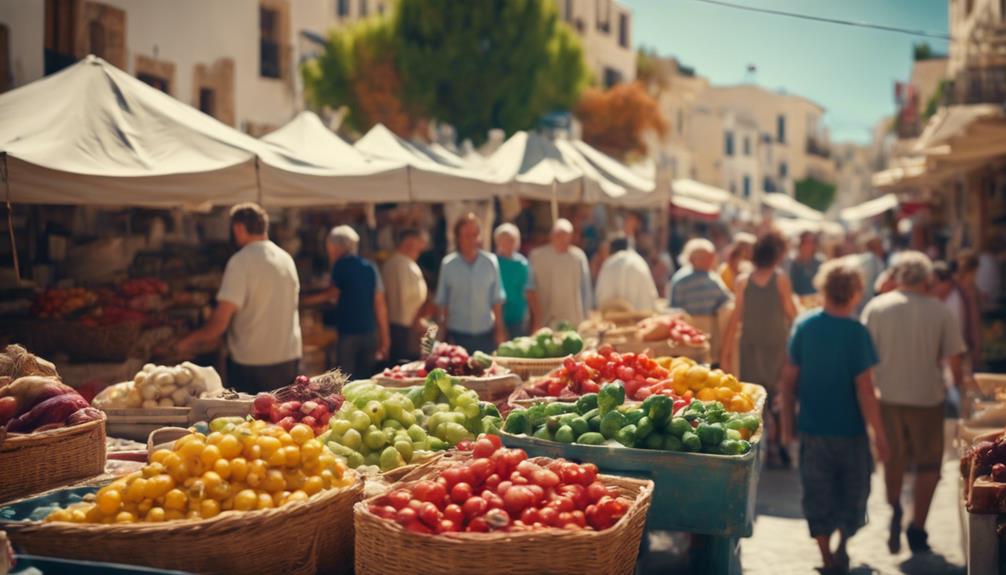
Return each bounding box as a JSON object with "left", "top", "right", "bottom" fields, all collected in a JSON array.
[
  {"left": 466, "top": 517, "right": 490, "bottom": 532},
  {"left": 621, "top": 352, "right": 636, "bottom": 363},
  {"left": 484, "top": 473, "right": 502, "bottom": 492},
  {"left": 563, "top": 357, "right": 579, "bottom": 371},
  {"left": 586, "top": 482, "right": 608, "bottom": 503},
  {"left": 570, "top": 509, "right": 587, "bottom": 527},
  {"left": 538, "top": 506, "right": 558, "bottom": 526},
  {"left": 370, "top": 504, "right": 396, "bottom": 519},
  {"left": 450, "top": 482, "right": 473, "bottom": 505},
  {"left": 623, "top": 378, "right": 642, "bottom": 399},
  {"left": 581, "top": 380, "right": 600, "bottom": 394},
  {"left": 413, "top": 481, "right": 447, "bottom": 505},
  {"left": 559, "top": 484, "right": 587, "bottom": 507},
  {"left": 395, "top": 507, "right": 418, "bottom": 525},
  {"left": 405, "top": 520, "right": 432, "bottom": 534},
  {"left": 387, "top": 489, "right": 412, "bottom": 510},
  {"left": 598, "top": 344, "right": 614, "bottom": 356},
  {"left": 440, "top": 468, "right": 465, "bottom": 488},
  {"left": 468, "top": 458, "right": 493, "bottom": 485},
  {"left": 418, "top": 502, "right": 442, "bottom": 527},
  {"left": 616, "top": 366, "right": 635, "bottom": 381},
  {"left": 444, "top": 503, "right": 464, "bottom": 525},
  {"left": 581, "top": 463, "right": 598, "bottom": 484},
  {"left": 455, "top": 440, "right": 474, "bottom": 452},
  {"left": 520, "top": 507, "right": 540, "bottom": 525},
  {"left": 516, "top": 460, "right": 540, "bottom": 476},
  {"left": 462, "top": 496, "right": 487, "bottom": 519},
  {"left": 510, "top": 472, "right": 529, "bottom": 486},
  {"left": 436, "top": 519, "right": 458, "bottom": 533},
  {"left": 479, "top": 433, "right": 502, "bottom": 450},
  {"left": 502, "top": 486, "right": 535, "bottom": 516},
  {"left": 482, "top": 491, "right": 505, "bottom": 511},
  {"left": 484, "top": 508, "right": 512, "bottom": 530},
  {"left": 471, "top": 438, "right": 496, "bottom": 459},
  {"left": 532, "top": 469, "right": 560, "bottom": 488},
  {"left": 548, "top": 496, "right": 575, "bottom": 513},
  {"left": 496, "top": 481, "right": 513, "bottom": 496},
  {"left": 547, "top": 380, "right": 565, "bottom": 397}
]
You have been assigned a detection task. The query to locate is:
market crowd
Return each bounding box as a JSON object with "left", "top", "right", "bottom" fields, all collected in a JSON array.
[{"left": 177, "top": 202, "right": 1002, "bottom": 574}]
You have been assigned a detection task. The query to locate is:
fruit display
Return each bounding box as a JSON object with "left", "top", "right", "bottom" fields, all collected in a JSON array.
[
  {"left": 32, "top": 287, "right": 99, "bottom": 319},
  {"left": 43, "top": 418, "right": 354, "bottom": 523},
  {"left": 496, "top": 328, "right": 584, "bottom": 359},
  {"left": 504, "top": 381, "right": 760, "bottom": 455},
  {"left": 380, "top": 342, "right": 508, "bottom": 380},
  {"left": 325, "top": 369, "right": 502, "bottom": 471},
  {"left": 252, "top": 375, "right": 345, "bottom": 436},
  {"left": 1, "top": 374, "right": 101, "bottom": 433},
  {"left": 637, "top": 316, "right": 707, "bottom": 347},
  {"left": 654, "top": 356, "right": 756, "bottom": 413},
  {"left": 119, "top": 277, "right": 170, "bottom": 299},
  {"left": 366, "top": 435, "right": 633, "bottom": 533},
  {"left": 517, "top": 345, "right": 672, "bottom": 401},
  {"left": 93, "top": 362, "right": 220, "bottom": 410}
]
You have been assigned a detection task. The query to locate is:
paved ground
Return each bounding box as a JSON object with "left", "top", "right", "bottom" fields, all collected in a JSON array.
[{"left": 640, "top": 421, "right": 968, "bottom": 574}]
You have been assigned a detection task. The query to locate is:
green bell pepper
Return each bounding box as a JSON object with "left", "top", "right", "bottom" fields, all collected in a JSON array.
[
  {"left": 624, "top": 409, "right": 645, "bottom": 426},
  {"left": 544, "top": 402, "right": 577, "bottom": 417},
  {"left": 696, "top": 422, "right": 726, "bottom": 446},
  {"left": 561, "top": 332, "right": 584, "bottom": 355},
  {"left": 636, "top": 416, "right": 654, "bottom": 439},
  {"left": 598, "top": 382, "right": 626, "bottom": 415},
  {"left": 599, "top": 410, "right": 627, "bottom": 439},
  {"left": 681, "top": 431, "right": 702, "bottom": 452},
  {"left": 588, "top": 415, "right": 601, "bottom": 432},
  {"left": 554, "top": 425, "right": 575, "bottom": 444},
  {"left": 615, "top": 424, "right": 638, "bottom": 448},
  {"left": 532, "top": 425, "right": 553, "bottom": 441},
  {"left": 643, "top": 432, "right": 665, "bottom": 450},
  {"left": 576, "top": 431, "right": 605, "bottom": 445},
  {"left": 663, "top": 435, "right": 684, "bottom": 451},
  {"left": 569, "top": 417, "right": 589, "bottom": 438},
  {"left": 575, "top": 393, "right": 599, "bottom": 415},
  {"left": 526, "top": 404, "right": 548, "bottom": 428},
  {"left": 641, "top": 395, "right": 672, "bottom": 424},
  {"left": 668, "top": 417, "right": 691, "bottom": 438}
]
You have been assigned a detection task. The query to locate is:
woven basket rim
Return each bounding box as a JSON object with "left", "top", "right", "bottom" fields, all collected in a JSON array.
[
  {"left": 493, "top": 356, "right": 569, "bottom": 365},
  {"left": 2, "top": 471, "right": 364, "bottom": 532},
  {"left": 356, "top": 471, "right": 653, "bottom": 542},
  {"left": 371, "top": 371, "right": 516, "bottom": 386},
  {"left": 1, "top": 413, "right": 107, "bottom": 448}
]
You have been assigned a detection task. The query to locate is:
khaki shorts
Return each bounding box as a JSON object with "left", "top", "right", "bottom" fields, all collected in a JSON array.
[{"left": 880, "top": 402, "right": 944, "bottom": 473}]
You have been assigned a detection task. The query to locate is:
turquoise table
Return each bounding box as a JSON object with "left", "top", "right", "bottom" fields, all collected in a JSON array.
[{"left": 500, "top": 432, "right": 762, "bottom": 574}]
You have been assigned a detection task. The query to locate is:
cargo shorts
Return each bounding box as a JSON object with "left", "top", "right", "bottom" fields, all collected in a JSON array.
[{"left": 879, "top": 402, "right": 944, "bottom": 474}]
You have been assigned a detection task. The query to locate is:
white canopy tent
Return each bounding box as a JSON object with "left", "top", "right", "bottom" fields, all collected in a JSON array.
[
  {"left": 762, "top": 192, "right": 824, "bottom": 222},
  {"left": 258, "top": 111, "right": 410, "bottom": 205},
  {"left": 0, "top": 56, "right": 261, "bottom": 208},
  {"left": 840, "top": 193, "right": 899, "bottom": 223},
  {"left": 773, "top": 217, "right": 844, "bottom": 238},
  {"left": 671, "top": 179, "right": 732, "bottom": 205},
  {"left": 354, "top": 124, "right": 502, "bottom": 202},
  {"left": 565, "top": 139, "right": 664, "bottom": 207},
  {"left": 485, "top": 131, "right": 584, "bottom": 204}
]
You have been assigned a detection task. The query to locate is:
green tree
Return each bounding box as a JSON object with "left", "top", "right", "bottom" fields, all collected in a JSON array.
[
  {"left": 393, "top": 0, "right": 589, "bottom": 144},
  {"left": 795, "top": 177, "right": 837, "bottom": 213}
]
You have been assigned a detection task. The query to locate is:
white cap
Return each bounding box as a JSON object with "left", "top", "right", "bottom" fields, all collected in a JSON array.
[{"left": 552, "top": 218, "right": 574, "bottom": 234}]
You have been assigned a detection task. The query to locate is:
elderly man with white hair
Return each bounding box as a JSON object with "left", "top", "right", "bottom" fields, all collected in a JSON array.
[
  {"left": 527, "top": 218, "right": 593, "bottom": 330},
  {"left": 862, "top": 250, "right": 966, "bottom": 556},
  {"left": 669, "top": 238, "right": 733, "bottom": 317},
  {"left": 494, "top": 223, "right": 531, "bottom": 338},
  {"left": 303, "top": 225, "right": 390, "bottom": 378}
]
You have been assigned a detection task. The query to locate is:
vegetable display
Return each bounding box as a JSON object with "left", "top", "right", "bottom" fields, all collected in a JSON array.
[
  {"left": 367, "top": 435, "right": 632, "bottom": 533},
  {"left": 325, "top": 369, "right": 502, "bottom": 471},
  {"left": 496, "top": 328, "right": 584, "bottom": 359},
  {"left": 0, "top": 374, "right": 100, "bottom": 433},
  {"left": 637, "top": 316, "right": 707, "bottom": 347},
  {"left": 380, "top": 343, "right": 504, "bottom": 380},
  {"left": 655, "top": 356, "right": 756, "bottom": 412},
  {"left": 43, "top": 418, "right": 354, "bottom": 523},
  {"left": 252, "top": 375, "right": 345, "bottom": 436},
  {"left": 504, "top": 381, "right": 760, "bottom": 455},
  {"left": 32, "top": 287, "right": 98, "bottom": 319}
]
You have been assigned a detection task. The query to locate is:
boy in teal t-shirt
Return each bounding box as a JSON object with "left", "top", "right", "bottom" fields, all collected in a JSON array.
[
  {"left": 494, "top": 224, "right": 529, "bottom": 338},
  {"left": 780, "top": 258, "right": 890, "bottom": 574}
]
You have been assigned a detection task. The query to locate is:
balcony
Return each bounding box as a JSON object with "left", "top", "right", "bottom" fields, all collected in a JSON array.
[
  {"left": 943, "top": 67, "right": 1006, "bottom": 106},
  {"left": 805, "top": 137, "right": 830, "bottom": 158}
]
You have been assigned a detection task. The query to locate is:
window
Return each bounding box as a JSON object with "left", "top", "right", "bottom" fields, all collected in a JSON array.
[
  {"left": 743, "top": 136, "right": 750, "bottom": 156},
  {"left": 618, "top": 13, "right": 629, "bottom": 48},
  {"left": 603, "top": 67, "right": 619, "bottom": 87},
  {"left": 779, "top": 161, "right": 788, "bottom": 179},
  {"left": 596, "top": 0, "right": 611, "bottom": 33},
  {"left": 729, "top": 181, "right": 737, "bottom": 195},
  {"left": 337, "top": 0, "right": 350, "bottom": 17},
  {"left": 776, "top": 114, "right": 786, "bottom": 143},
  {"left": 743, "top": 175, "right": 751, "bottom": 198},
  {"left": 199, "top": 88, "right": 216, "bottom": 117},
  {"left": 260, "top": 7, "right": 281, "bottom": 79},
  {"left": 763, "top": 177, "right": 774, "bottom": 193},
  {"left": 359, "top": 0, "right": 368, "bottom": 17},
  {"left": 137, "top": 73, "right": 169, "bottom": 93},
  {"left": 676, "top": 109, "right": 683, "bottom": 135},
  {"left": 724, "top": 131, "right": 734, "bottom": 156},
  {"left": 0, "top": 25, "right": 9, "bottom": 92},
  {"left": 44, "top": 0, "right": 76, "bottom": 75}
]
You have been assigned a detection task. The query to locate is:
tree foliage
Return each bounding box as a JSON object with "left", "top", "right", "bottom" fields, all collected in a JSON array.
[
  {"left": 303, "top": 0, "right": 590, "bottom": 143},
  {"left": 795, "top": 177, "right": 837, "bottom": 212},
  {"left": 575, "top": 82, "right": 668, "bottom": 160}
]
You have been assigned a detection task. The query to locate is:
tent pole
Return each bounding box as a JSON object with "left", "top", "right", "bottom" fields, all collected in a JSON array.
[
  {"left": 550, "top": 181, "right": 558, "bottom": 223},
  {"left": 254, "top": 157, "right": 263, "bottom": 206},
  {"left": 406, "top": 165, "right": 414, "bottom": 204},
  {"left": 1, "top": 156, "right": 21, "bottom": 286}
]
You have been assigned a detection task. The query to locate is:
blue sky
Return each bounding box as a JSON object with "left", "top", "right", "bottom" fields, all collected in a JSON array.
[{"left": 621, "top": 0, "right": 950, "bottom": 144}]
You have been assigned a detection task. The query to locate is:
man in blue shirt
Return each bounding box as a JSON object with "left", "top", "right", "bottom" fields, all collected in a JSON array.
[
  {"left": 780, "top": 257, "right": 889, "bottom": 573},
  {"left": 669, "top": 238, "right": 732, "bottom": 316},
  {"left": 303, "top": 225, "right": 390, "bottom": 379},
  {"left": 789, "top": 231, "right": 824, "bottom": 297},
  {"left": 434, "top": 213, "right": 506, "bottom": 353}
]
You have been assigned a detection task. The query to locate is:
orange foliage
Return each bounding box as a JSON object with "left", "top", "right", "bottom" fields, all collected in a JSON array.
[
  {"left": 351, "top": 48, "right": 425, "bottom": 138},
  {"left": 575, "top": 82, "right": 668, "bottom": 159}
]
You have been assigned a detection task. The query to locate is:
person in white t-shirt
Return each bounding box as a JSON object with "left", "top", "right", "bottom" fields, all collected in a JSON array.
[
  {"left": 177, "top": 203, "right": 302, "bottom": 392},
  {"left": 595, "top": 235, "right": 658, "bottom": 312},
  {"left": 382, "top": 228, "right": 430, "bottom": 362},
  {"left": 527, "top": 219, "right": 592, "bottom": 330}
]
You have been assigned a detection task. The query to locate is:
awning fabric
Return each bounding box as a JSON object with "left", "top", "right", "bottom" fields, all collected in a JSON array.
[
  {"left": 672, "top": 179, "right": 733, "bottom": 205},
  {"left": 568, "top": 140, "right": 665, "bottom": 207},
  {"left": 671, "top": 194, "right": 719, "bottom": 216},
  {"left": 485, "top": 131, "right": 584, "bottom": 203},
  {"left": 762, "top": 193, "right": 824, "bottom": 221},
  {"left": 840, "top": 193, "right": 899, "bottom": 222},
  {"left": 0, "top": 56, "right": 260, "bottom": 207},
  {"left": 258, "top": 111, "right": 410, "bottom": 205},
  {"left": 355, "top": 124, "right": 503, "bottom": 202}
]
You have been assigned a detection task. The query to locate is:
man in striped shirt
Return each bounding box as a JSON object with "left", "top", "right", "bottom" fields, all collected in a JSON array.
[{"left": 669, "top": 239, "right": 733, "bottom": 317}]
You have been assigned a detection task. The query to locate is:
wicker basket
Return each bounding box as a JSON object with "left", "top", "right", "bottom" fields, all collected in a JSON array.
[
  {"left": 354, "top": 459, "right": 653, "bottom": 575},
  {"left": 372, "top": 372, "right": 522, "bottom": 403},
  {"left": 62, "top": 321, "right": 144, "bottom": 362},
  {"left": 0, "top": 415, "right": 107, "bottom": 503},
  {"left": 2, "top": 473, "right": 365, "bottom": 575},
  {"left": 100, "top": 407, "right": 191, "bottom": 442},
  {"left": 493, "top": 356, "right": 566, "bottom": 381}
]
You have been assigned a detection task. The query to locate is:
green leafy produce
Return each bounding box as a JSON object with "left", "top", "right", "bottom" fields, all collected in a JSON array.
[
  {"left": 495, "top": 328, "right": 584, "bottom": 359},
  {"left": 575, "top": 393, "right": 598, "bottom": 415},
  {"left": 598, "top": 382, "right": 626, "bottom": 415},
  {"left": 599, "top": 410, "right": 627, "bottom": 439}
]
